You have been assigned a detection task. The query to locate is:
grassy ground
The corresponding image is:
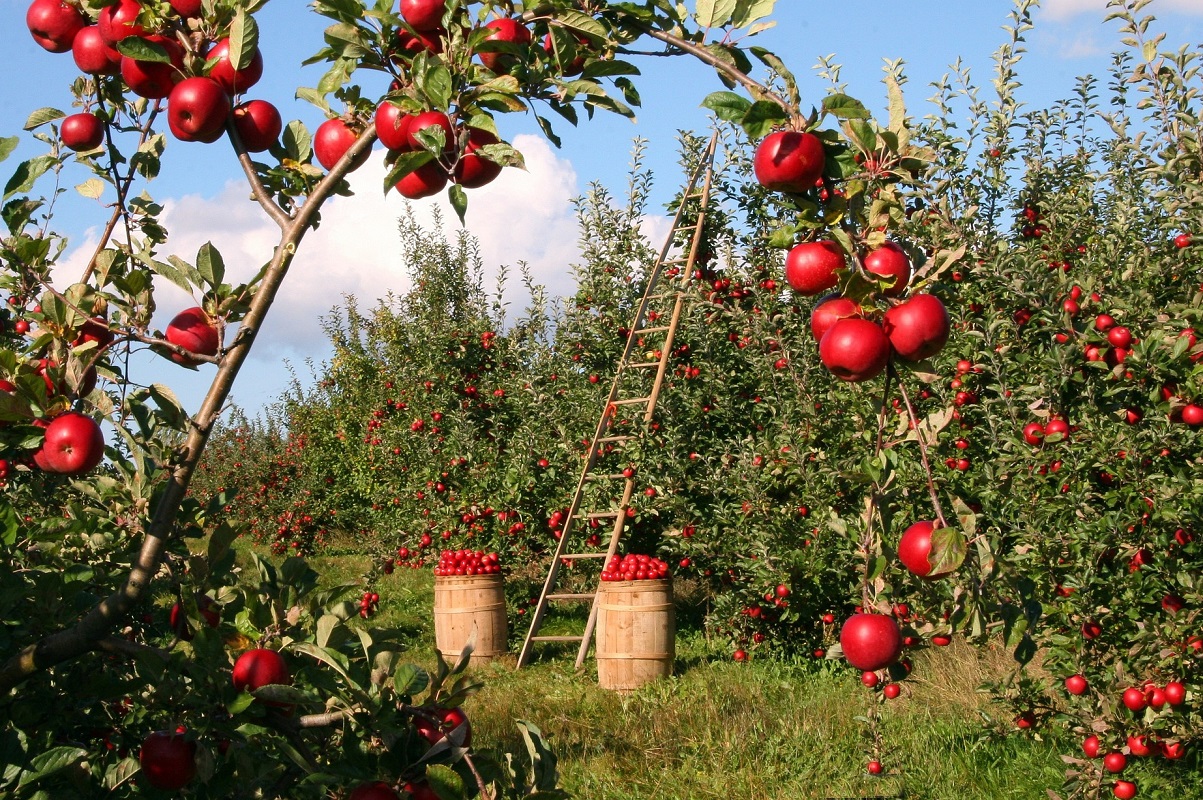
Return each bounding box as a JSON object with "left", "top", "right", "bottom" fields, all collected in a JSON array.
[{"left": 232, "top": 547, "right": 1191, "bottom": 800}]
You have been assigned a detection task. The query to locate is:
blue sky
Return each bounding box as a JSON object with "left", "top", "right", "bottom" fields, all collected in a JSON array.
[{"left": 3, "top": 0, "right": 1203, "bottom": 415}]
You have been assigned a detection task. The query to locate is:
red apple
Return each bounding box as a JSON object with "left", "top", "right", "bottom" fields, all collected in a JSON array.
[
  {"left": 753, "top": 130, "right": 826, "bottom": 193},
  {"left": 1064, "top": 674, "right": 1088, "bottom": 695},
  {"left": 1181, "top": 404, "right": 1203, "bottom": 426},
  {"left": 27, "top": 0, "right": 86, "bottom": 53},
  {"left": 139, "top": 730, "right": 196, "bottom": 791},
  {"left": 543, "top": 31, "right": 587, "bottom": 76},
  {"left": 1083, "top": 735, "right": 1101, "bottom": 758},
  {"left": 98, "top": 0, "right": 144, "bottom": 44},
  {"left": 414, "top": 706, "right": 471, "bottom": 747},
  {"left": 170, "top": 0, "right": 204, "bottom": 17},
  {"left": 1122, "top": 687, "right": 1147, "bottom": 712},
  {"left": 313, "top": 118, "right": 367, "bottom": 172},
  {"left": 349, "top": 782, "right": 400, "bottom": 800},
  {"left": 863, "top": 242, "right": 911, "bottom": 296},
  {"left": 165, "top": 307, "right": 220, "bottom": 365},
  {"left": 395, "top": 27, "right": 444, "bottom": 56},
  {"left": 232, "top": 648, "right": 291, "bottom": 693},
  {"left": 1044, "top": 418, "right": 1070, "bottom": 440},
  {"left": 61, "top": 112, "right": 105, "bottom": 152},
  {"left": 403, "top": 782, "right": 440, "bottom": 800},
  {"left": 454, "top": 127, "right": 503, "bottom": 188},
  {"left": 400, "top": 0, "right": 445, "bottom": 31},
  {"left": 785, "top": 240, "right": 845, "bottom": 295},
  {"left": 882, "top": 294, "right": 950, "bottom": 361},
  {"left": 478, "top": 17, "right": 532, "bottom": 74},
  {"left": 839, "top": 613, "right": 902, "bottom": 671},
  {"left": 168, "top": 77, "right": 231, "bottom": 143},
  {"left": 395, "top": 160, "right": 448, "bottom": 199},
  {"left": 1128, "top": 735, "right": 1152, "bottom": 757},
  {"left": 72, "top": 25, "right": 121, "bottom": 74},
  {"left": 818, "top": 317, "right": 890, "bottom": 382},
  {"left": 896, "top": 520, "right": 958, "bottom": 579},
  {"left": 405, "top": 110, "right": 455, "bottom": 153},
  {"left": 232, "top": 99, "right": 282, "bottom": 152},
  {"left": 121, "top": 35, "right": 185, "bottom": 99},
  {"left": 1081, "top": 620, "right": 1102, "bottom": 639},
  {"left": 1107, "top": 326, "right": 1132, "bottom": 348},
  {"left": 1022, "top": 422, "right": 1045, "bottom": 445},
  {"left": 1175, "top": 233, "right": 1192, "bottom": 248},
  {"left": 74, "top": 317, "right": 116, "bottom": 350},
  {"left": 1160, "top": 741, "right": 1185, "bottom": 760},
  {"left": 206, "top": 37, "right": 264, "bottom": 94},
  {"left": 33, "top": 412, "right": 105, "bottom": 475},
  {"left": 1164, "top": 681, "right": 1186, "bottom": 706},
  {"left": 1112, "top": 780, "right": 1137, "bottom": 800},
  {"left": 1095, "top": 313, "right": 1116, "bottom": 332},
  {"left": 810, "top": 294, "right": 862, "bottom": 343},
  {"left": 375, "top": 102, "right": 414, "bottom": 151},
  {"left": 1103, "top": 752, "right": 1126, "bottom": 773}
]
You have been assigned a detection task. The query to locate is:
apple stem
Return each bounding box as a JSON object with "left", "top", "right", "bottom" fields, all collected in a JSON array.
[{"left": 893, "top": 367, "right": 949, "bottom": 530}]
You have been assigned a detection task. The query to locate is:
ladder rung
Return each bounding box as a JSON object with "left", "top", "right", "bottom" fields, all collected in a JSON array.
[
  {"left": 628, "top": 361, "right": 660, "bottom": 369},
  {"left": 597, "top": 435, "right": 636, "bottom": 443},
  {"left": 532, "top": 635, "right": 586, "bottom": 643},
  {"left": 645, "top": 292, "right": 679, "bottom": 301},
  {"left": 547, "top": 593, "right": 594, "bottom": 601},
  {"left": 635, "top": 325, "right": 671, "bottom": 335},
  {"left": 610, "top": 397, "right": 650, "bottom": 406},
  {"left": 585, "top": 473, "right": 634, "bottom": 481},
  {"left": 562, "top": 552, "right": 609, "bottom": 559},
  {"left": 575, "top": 510, "right": 621, "bottom": 520}
]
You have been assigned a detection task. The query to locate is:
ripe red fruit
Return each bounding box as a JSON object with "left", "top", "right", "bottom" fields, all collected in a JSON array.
[
  {"left": 1127, "top": 735, "right": 1151, "bottom": 757},
  {"left": 1044, "top": 418, "right": 1070, "bottom": 440},
  {"left": 896, "top": 520, "right": 953, "bottom": 579},
  {"left": 785, "top": 240, "right": 845, "bottom": 295},
  {"left": 1083, "top": 735, "right": 1101, "bottom": 758},
  {"left": 860, "top": 670, "right": 879, "bottom": 688},
  {"left": 840, "top": 613, "right": 902, "bottom": 672},
  {"left": 349, "top": 782, "right": 400, "bottom": 800},
  {"left": 232, "top": 99, "right": 282, "bottom": 152},
  {"left": 139, "top": 730, "right": 197, "bottom": 790},
  {"left": 882, "top": 683, "right": 901, "bottom": 699},
  {"left": 1160, "top": 741, "right": 1185, "bottom": 760},
  {"left": 753, "top": 130, "right": 826, "bottom": 193},
  {"left": 165, "top": 307, "right": 220, "bottom": 365},
  {"left": 375, "top": 102, "right": 413, "bottom": 151},
  {"left": 733, "top": 649, "right": 747, "bottom": 662},
  {"left": 206, "top": 38, "right": 265, "bottom": 94},
  {"left": 170, "top": 0, "right": 203, "bottom": 17},
  {"left": 314, "top": 118, "right": 366, "bottom": 172},
  {"left": 1103, "top": 752, "right": 1126, "bottom": 773},
  {"left": 1175, "top": 233, "right": 1192, "bottom": 248},
  {"left": 1181, "top": 404, "right": 1203, "bottom": 426},
  {"left": 72, "top": 25, "right": 121, "bottom": 74},
  {"left": 810, "top": 294, "right": 862, "bottom": 343},
  {"left": 478, "top": 18, "right": 532, "bottom": 74},
  {"left": 1112, "top": 780, "right": 1137, "bottom": 800},
  {"left": 168, "top": 77, "right": 231, "bottom": 143},
  {"left": 455, "top": 127, "right": 504, "bottom": 189},
  {"left": 1081, "top": 620, "right": 1102, "bottom": 639},
  {"left": 405, "top": 110, "right": 455, "bottom": 153},
  {"left": 97, "top": 0, "right": 144, "bottom": 44},
  {"left": 27, "top": 0, "right": 86, "bottom": 53},
  {"left": 882, "top": 294, "right": 950, "bottom": 361},
  {"left": 74, "top": 317, "right": 115, "bottom": 349},
  {"left": 1095, "top": 313, "right": 1116, "bottom": 332},
  {"left": 863, "top": 242, "right": 911, "bottom": 296},
  {"left": 400, "top": 0, "right": 445, "bottom": 31},
  {"left": 33, "top": 412, "right": 104, "bottom": 476},
  {"left": 1121, "top": 687, "right": 1147, "bottom": 712},
  {"left": 930, "top": 634, "right": 951, "bottom": 647},
  {"left": 1064, "top": 674, "right": 1088, "bottom": 695},
  {"left": 232, "top": 648, "right": 291, "bottom": 693},
  {"left": 404, "top": 782, "right": 440, "bottom": 800},
  {"left": 414, "top": 706, "right": 471, "bottom": 747},
  {"left": 121, "top": 36, "right": 186, "bottom": 99},
  {"left": 395, "top": 161, "right": 449, "bottom": 200},
  {"left": 819, "top": 318, "right": 891, "bottom": 382},
  {"left": 1164, "top": 681, "right": 1186, "bottom": 706},
  {"left": 1107, "top": 326, "right": 1132, "bottom": 348},
  {"left": 1022, "top": 422, "right": 1045, "bottom": 445},
  {"left": 866, "top": 760, "right": 883, "bottom": 775},
  {"left": 61, "top": 112, "right": 105, "bottom": 152},
  {"left": 1014, "top": 711, "right": 1035, "bottom": 729}
]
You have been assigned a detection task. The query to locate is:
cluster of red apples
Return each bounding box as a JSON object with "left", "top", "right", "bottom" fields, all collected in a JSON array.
[
  {"left": 27, "top": 0, "right": 283, "bottom": 152},
  {"left": 432, "top": 548, "right": 501, "bottom": 576},
  {"left": 600, "top": 553, "right": 670, "bottom": 581},
  {"left": 753, "top": 129, "right": 951, "bottom": 382}
]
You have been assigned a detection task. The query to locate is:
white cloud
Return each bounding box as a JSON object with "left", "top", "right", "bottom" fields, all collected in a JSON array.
[{"left": 1041, "top": 0, "right": 1203, "bottom": 20}]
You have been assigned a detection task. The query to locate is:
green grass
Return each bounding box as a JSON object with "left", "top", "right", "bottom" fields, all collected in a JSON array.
[{"left": 232, "top": 548, "right": 1200, "bottom": 800}]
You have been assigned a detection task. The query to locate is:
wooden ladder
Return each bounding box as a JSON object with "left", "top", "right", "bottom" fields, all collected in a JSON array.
[{"left": 516, "top": 133, "right": 719, "bottom": 670}]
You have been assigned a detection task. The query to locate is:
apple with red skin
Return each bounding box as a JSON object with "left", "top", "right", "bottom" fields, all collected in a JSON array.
[
  {"left": 866, "top": 760, "right": 883, "bottom": 775},
  {"left": 1128, "top": 735, "right": 1152, "bottom": 757},
  {"left": 405, "top": 110, "right": 455, "bottom": 153},
  {"left": 403, "top": 782, "right": 440, "bottom": 800},
  {"left": 232, "top": 100, "right": 282, "bottom": 152},
  {"left": 206, "top": 38, "right": 264, "bottom": 94},
  {"left": 61, "top": 113, "right": 105, "bottom": 152},
  {"left": 1164, "top": 681, "right": 1185, "bottom": 706},
  {"left": 1081, "top": 620, "right": 1102, "bottom": 639},
  {"left": 882, "top": 294, "right": 950, "bottom": 361},
  {"left": 478, "top": 18, "right": 532, "bottom": 74},
  {"left": 785, "top": 240, "right": 845, "bottom": 295},
  {"left": 1022, "top": 422, "right": 1044, "bottom": 445},
  {"left": 74, "top": 317, "right": 116, "bottom": 350},
  {"left": 1083, "top": 735, "right": 1101, "bottom": 758},
  {"left": 168, "top": 77, "right": 231, "bottom": 143},
  {"left": 810, "top": 294, "right": 862, "bottom": 343},
  {"left": 375, "top": 102, "right": 413, "bottom": 151},
  {"left": 1121, "top": 687, "right": 1147, "bottom": 712},
  {"left": 819, "top": 318, "right": 890, "bottom": 382},
  {"left": 165, "top": 307, "right": 220, "bottom": 365},
  {"left": 414, "top": 706, "right": 471, "bottom": 747},
  {"left": 1181, "top": 404, "right": 1203, "bottom": 426},
  {"left": 1044, "top": 418, "right": 1070, "bottom": 440},
  {"left": 121, "top": 36, "right": 185, "bottom": 99},
  {"left": 27, "top": 0, "right": 86, "bottom": 53},
  {"left": 753, "top": 130, "right": 825, "bottom": 193},
  {"left": 1103, "top": 752, "right": 1126, "bottom": 773},
  {"left": 400, "top": 0, "right": 445, "bottom": 31},
  {"left": 455, "top": 127, "right": 503, "bottom": 188},
  {"left": 1014, "top": 711, "right": 1035, "bottom": 729},
  {"left": 140, "top": 730, "right": 197, "bottom": 791},
  {"left": 839, "top": 613, "right": 902, "bottom": 671},
  {"left": 1095, "top": 313, "right": 1116, "bottom": 332},
  {"left": 860, "top": 670, "right": 879, "bottom": 688},
  {"left": 1175, "top": 233, "right": 1192, "bottom": 248},
  {"left": 863, "top": 242, "right": 911, "bottom": 297},
  {"left": 395, "top": 160, "right": 448, "bottom": 199},
  {"left": 349, "top": 782, "right": 400, "bottom": 800},
  {"left": 1107, "top": 326, "right": 1132, "bottom": 348},
  {"left": 882, "top": 683, "right": 901, "bottom": 699},
  {"left": 1160, "top": 741, "right": 1185, "bottom": 760},
  {"left": 396, "top": 27, "right": 444, "bottom": 56},
  {"left": 170, "top": 0, "right": 204, "bottom": 17},
  {"left": 1064, "top": 674, "right": 1087, "bottom": 695},
  {"left": 72, "top": 26, "right": 121, "bottom": 74},
  {"left": 543, "top": 31, "right": 588, "bottom": 76},
  {"left": 314, "top": 118, "right": 368, "bottom": 172},
  {"left": 1112, "top": 781, "right": 1137, "bottom": 800},
  {"left": 896, "top": 520, "right": 956, "bottom": 579},
  {"left": 170, "top": 594, "right": 219, "bottom": 640},
  {"left": 232, "top": 648, "right": 291, "bottom": 693},
  {"left": 33, "top": 413, "right": 105, "bottom": 475},
  {"left": 98, "top": 0, "right": 144, "bottom": 44}
]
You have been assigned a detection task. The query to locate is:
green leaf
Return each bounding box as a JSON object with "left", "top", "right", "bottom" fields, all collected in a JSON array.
[
  {"left": 0, "top": 503, "right": 17, "bottom": 546},
  {"left": 155, "top": 257, "right": 199, "bottom": 294},
  {"left": 25, "top": 108, "right": 65, "bottom": 131},
  {"left": 282, "top": 120, "right": 313, "bottom": 162},
  {"left": 822, "top": 94, "right": 871, "bottom": 120},
  {"left": 582, "top": 60, "right": 640, "bottom": 79},
  {"left": 117, "top": 37, "right": 170, "bottom": 63},
  {"left": 18, "top": 746, "right": 86, "bottom": 787},
  {"left": 927, "top": 526, "right": 967, "bottom": 577},
  {"left": 701, "top": 91, "right": 751, "bottom": 123},
  {"left": 733, "top": 0, "right": 776, "bottom": 27},
  {"left": 4, "top": 156, "right": 56, "bottom": 200},
  {"left": 381, "top": 150, "right": 434, "bottom": 192},
  {"left": 227, "top": 691, "right": 257, "bottom": 715},
  {"left": 228, "top": 9, "right": 260, "bottom": 71},
  {"left": 426, "top": 764, "right": 466, "bottom": 800},
  {"left": 76, "top": 179, "right": 105, "bottom": 199},
  {"left": 448, "top": 183, "right": 467, "bottom": 225},
  {"left": 394, "top": 663, "right": 430, "bottom": 697},
  {"left": 552, "top": 10, "right": 608, "bottom": 39},
  {"left": 196, "top": 241, "right": 226, "bottom": 288},
  {"left": 740, "top": 100, "right": 788, "bottom": 139},
  {"left": 0, "top": 137, "right": 18, "bottom": 164},
  {"left": 695, "top": 0, "right": 737, "bottom": 28}
]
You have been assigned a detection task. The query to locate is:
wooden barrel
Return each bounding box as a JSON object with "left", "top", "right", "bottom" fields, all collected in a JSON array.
[
  {"left": 433, "top": 575, "right": 508, "bottom": 664},
  {"left": 596, "top": 578, "right": 675, "bottom": 691}
]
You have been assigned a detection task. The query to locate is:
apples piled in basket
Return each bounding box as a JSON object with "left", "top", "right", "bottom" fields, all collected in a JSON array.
[
  {"left": 600, "top": 553, "right": 670, "bottom": 582},
  {"left": 433, "top": 549, "right": 501, "bottom": 577}
]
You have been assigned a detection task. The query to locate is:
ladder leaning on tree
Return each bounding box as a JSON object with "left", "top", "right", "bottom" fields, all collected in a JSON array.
[{"left": 516, "top": 132, "right": 721, "bottom": 670}]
